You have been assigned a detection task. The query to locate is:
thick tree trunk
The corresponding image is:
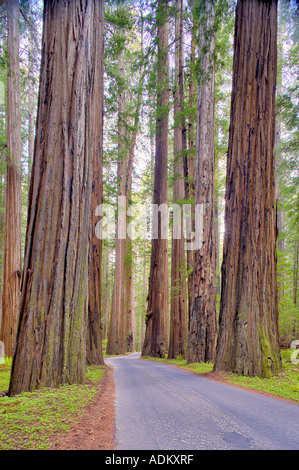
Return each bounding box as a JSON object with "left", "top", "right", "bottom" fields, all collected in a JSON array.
[
  {"left": 86, "top": 0, "right": 104, "bottom": 366},
  {"left": 187, "top": 2, "right": 217, "bottom": 364},
  {"left": 275, "top": 41, "right": 284, "bottom": 299},
  {"left": 9, "top": 0, "right": 103, "bottom": 396},
  {"left": 169, "top": 0, "right": 187, "bottom": 359},
  {"left": 214, "top": 0, "right": 281, "bottom": 378},
  {"left": 142, "top": 0, "right": 169, "bottom": 358},
  {"left": 0, "top": 0, "right": 22, "bottom": 359}
]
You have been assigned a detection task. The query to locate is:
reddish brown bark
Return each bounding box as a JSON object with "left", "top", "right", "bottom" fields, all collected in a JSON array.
[
  {"left": 187, "top": 2, "right": 217, "bottom": 364},
  {"left": 9, "top": 0, "right": 104, "bottom": 396},
  {"left": 87, "top": 0, "right": 105, "bottom": 366},
  {"left": 142, "top": 0, "right": 169, "bottom": 358},
  {"left": 185, "top": 30, "right": 196, "bottom": 325},
  {"left": 214, "top": 0, "right": 281, "bottom": 378},
  {"left": 169, "top": 0, "right": 187, "bottom": 359}
]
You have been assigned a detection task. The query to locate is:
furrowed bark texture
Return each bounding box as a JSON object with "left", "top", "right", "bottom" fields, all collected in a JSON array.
[
  {"left": 142, "top": 0, "right": 169, "bottom": 358},
  {"left": 9, "top": 0, "right": 102, "bottom": 396},
  {"left": 169, "top": 0, "right": 187, "bottom": 359},
  {"left": 87, "top": 0, "right": 104, "bottom": 366},
  {"left": 187, "top": 2, "right": 217, "bottom": 364},
  {"left": 1, "top": 0, "right": 22, "bottom": 358},
  {"left": 214, "top": 0, "right": 281, "bottom": 378}
]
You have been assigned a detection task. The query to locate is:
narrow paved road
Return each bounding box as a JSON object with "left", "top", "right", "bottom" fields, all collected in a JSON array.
[{"left": 105, "top": 353, "right": 299, "bottom": 450}]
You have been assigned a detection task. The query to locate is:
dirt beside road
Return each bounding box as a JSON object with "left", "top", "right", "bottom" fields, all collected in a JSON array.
[{"left": 51, "top": 366, "right": 116, "bottom": 450}]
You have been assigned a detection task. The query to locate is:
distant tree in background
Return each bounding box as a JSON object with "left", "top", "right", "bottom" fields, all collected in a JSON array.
[
  {"left": 0, "top": 0, "right": 22, "bottom": 359},
  {"left": 142, "top": 0, "right": 170, "bottom": 358}
]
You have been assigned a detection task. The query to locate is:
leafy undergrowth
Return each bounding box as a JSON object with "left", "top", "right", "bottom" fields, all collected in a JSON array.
[
  {"left": 0, "top": 362, "right": 106, "bottom": 450},
  {"left": 141, "top": 349, "right": 299, "bottom": 404}
]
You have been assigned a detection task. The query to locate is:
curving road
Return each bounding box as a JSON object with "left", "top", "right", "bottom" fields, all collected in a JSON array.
[{"left": 105, "top": 353, "right": 299, "bottom": 450}]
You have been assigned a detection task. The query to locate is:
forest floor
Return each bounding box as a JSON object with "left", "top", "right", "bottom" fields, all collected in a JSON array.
[
  {"left": 50, "top": 366, "right": 116, "bottom": 450},
  {"left": 1, "top": 350, "right": 296, "bottom": 450}
]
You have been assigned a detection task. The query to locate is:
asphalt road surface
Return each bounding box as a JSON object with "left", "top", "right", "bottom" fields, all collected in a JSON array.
[{"left": 105, "top": 353, "right": 299, "bottom": 450}]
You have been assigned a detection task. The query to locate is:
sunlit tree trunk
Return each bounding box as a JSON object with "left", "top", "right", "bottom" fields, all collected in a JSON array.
[
  {"left": 214, "top": 0, "right": 281, "bottom": 378},
  {"left": 1, "top": 0, "right": 22, "bottom": 359},
  {"left": 9, "top": 0, "right": 103, "bottom": 396}
]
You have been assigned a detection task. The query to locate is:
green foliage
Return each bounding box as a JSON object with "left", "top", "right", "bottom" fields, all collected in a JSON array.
[
  {"left": 0, "top": 364, "right": 106, "bottom": 450},
  {"left": 275, "top": 0, "right": 299, "bottom": 342},
  {"left": 142, "top": 350, "right": 299, "bottom": 403}
]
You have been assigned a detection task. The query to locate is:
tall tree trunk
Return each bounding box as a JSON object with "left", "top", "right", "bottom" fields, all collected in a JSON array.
[
  {"left": 214, "top": 0, "right": 281, "bottom": 378},
  {"left": 1, "top": 0, "right": 22, "bottom": 359},
  {"left": 169, "top": 0, "right": 187, "bottom": 359},
  {"left": 124, "top": 45, "right": 145, "bottom": 352},
  {"left": 187, "top": 1, "right": 217, "bottom": 364},
  {"left": 106, "top": 23, "right": 145, "bottom": 355},
  {"left": 28, "top": 1, "right": 35, "bottom": 183},
  {"left": 86, "top": 0, "right": 104, "bottom": 366},
  {"left": 142, "top": 0, "right": 169, "bottom": 358},
  {"left": 106, "top": 45, "right": 127, "bottom": 356},
  {"left": 275, "top": 39, "right": 284, "bottom": 299},
  {"left": 185, "top": 23, "right": 196, "bottom": 334},
  {"left": 9, "top": 0, "right": 103, "bottom": 396}
]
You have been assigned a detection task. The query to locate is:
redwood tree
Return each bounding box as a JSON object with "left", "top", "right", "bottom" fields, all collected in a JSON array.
[
  {"left": 187, "top": 0, "right": 217, "bottom": 364},
  {"left": 169, "top": 0, "right": 187, "bottom": 359},
  {"left": 87, "top": 0, "right": 105, "bottom": 366},
  {"left": 106, "top": 7, "right": 144, "bottom": 355},
  {"left": 142, "top": 0, "right": 169, "bottom": 358},
  {"left": 0, "top": 0, "right": 22, "bottom": 359},
  {"left": 214, "top": 0, "right": 281, "bottom": 378},
  {"left": 9, "top": 0, "right": 104, "bottom": 396}
]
